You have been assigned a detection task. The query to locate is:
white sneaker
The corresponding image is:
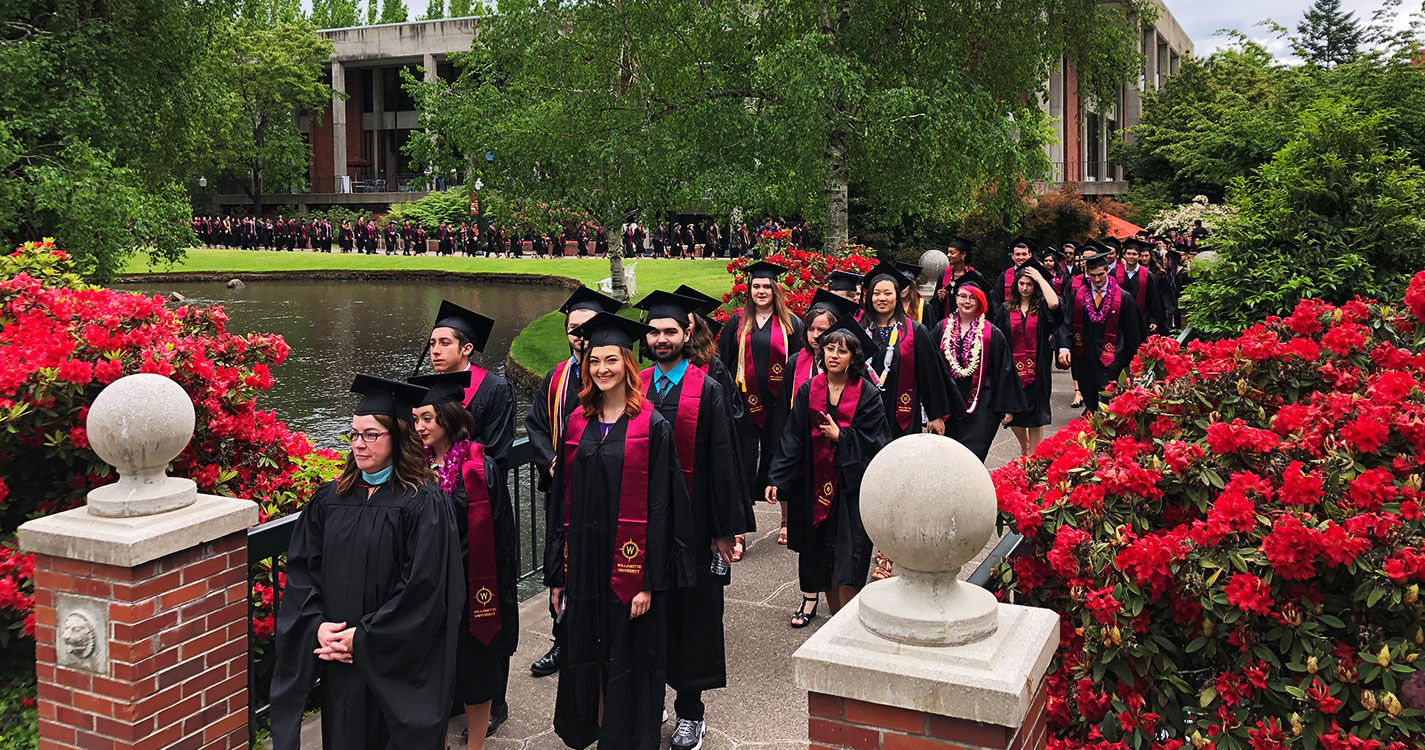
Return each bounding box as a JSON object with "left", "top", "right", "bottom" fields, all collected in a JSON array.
[
  {"left": 670, "top": 718, "right": 706, "bottom": 750},
  {"left": 662, "top": 708, "right": 669, "bottom": 723}
]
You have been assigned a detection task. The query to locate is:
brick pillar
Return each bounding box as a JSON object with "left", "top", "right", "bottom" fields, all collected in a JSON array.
[
  {"left": 19, "top": 374, "right": 258, "bottom": 750},
  {"left": 808, "top": 679, "right": 1049, "bottom": 750}
]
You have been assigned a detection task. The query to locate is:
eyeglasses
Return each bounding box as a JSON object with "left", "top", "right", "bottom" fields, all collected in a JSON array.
[{"left": 345, "top": 430, "right": 389, "bottom": 443}]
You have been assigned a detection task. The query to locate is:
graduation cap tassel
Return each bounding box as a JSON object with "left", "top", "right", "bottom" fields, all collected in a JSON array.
[{"left": 411, "top": 342, "right": 430, "bottom": 378}]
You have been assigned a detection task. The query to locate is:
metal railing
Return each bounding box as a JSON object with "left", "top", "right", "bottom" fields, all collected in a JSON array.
[
  {"left": 964, "top": 325, "right": 1198, "bottom": 595},
  {"left": 246, "top": 436, "right": 543, "bottom": 736}
]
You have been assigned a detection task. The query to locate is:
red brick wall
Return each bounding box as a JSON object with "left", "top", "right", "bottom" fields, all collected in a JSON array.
[
  {"left": 808, "top": 679, "right": 1049, "bottom": 750},
  {"left": 32, "top": 532, "right": 250, "bottom": 750}
]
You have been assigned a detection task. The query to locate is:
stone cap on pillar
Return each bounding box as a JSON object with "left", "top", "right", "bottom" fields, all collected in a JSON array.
[
  {"left": 792, "top": 432, "right": 1060, "bottom": 728},
  {"left": 18, "top": 373, "right": 257, "bottom": 567}
]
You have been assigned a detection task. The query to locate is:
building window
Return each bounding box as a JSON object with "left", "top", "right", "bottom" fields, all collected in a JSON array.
[{"left": 1085, "top": 111, "right": 1101, "bottom": 181}]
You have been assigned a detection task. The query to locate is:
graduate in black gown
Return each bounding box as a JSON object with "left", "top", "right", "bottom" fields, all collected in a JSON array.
[
  {"left": 766, "top": 315, "right": 890, "bottom": 626},
  {"left": 1118, "top": 239, "right": 1167, "bottom": 337},
  {"left": 524, "top": 287, "right": 625, "bottom": 678},
  {"left": 409, "top": 371, "right": 519, "bottom": 745},
  {"left": 772, "top": 290, "right": 860, "bottom": 447},
  {"left": 859, "top": 261, "right": 958, "bottom": 440},
  {"left": 827, "top": 270, "right": 862, "bottom": 305},
  {"left": 545, "top": 313, "right": 697, "bottom": 750},
  {"left": 1057, "top": 250, "right": 1143, "bottom": 413},
  {"left": 716, "top": 261, "right": 803, "bottom": 546},
  {"left": 896, "top": 261, "right": 940, "bottom": 330},
  {"left": 933, "top": 276, "right": 1027, "bottom": 462},
  {"left": 425, "top": 300, "right": 516, "bottom": 472},
  {"left": 636, "top": 291, "right": 750, "bottom": 750},
  {"left": 1004, "top": 260, "right": 1064, "bottom": 456},
  {"left": 270, "top": 375, "right": 462, "bottom": 750}
]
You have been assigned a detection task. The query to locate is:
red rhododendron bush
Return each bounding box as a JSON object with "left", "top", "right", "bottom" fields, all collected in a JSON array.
[
  {"left": 0, "top": 241, "right": 337, "bottom": 699},
  {"left": 992, "top": 274, "right": 1425, "bottom": 750},
  {"left": 721, "top": 232, "right": 875, "bottom": 317}
]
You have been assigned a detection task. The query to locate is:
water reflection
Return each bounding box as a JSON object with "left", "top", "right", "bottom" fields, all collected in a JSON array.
[{"left": 117, "top": 279, "right": 568, "bottom": 448}]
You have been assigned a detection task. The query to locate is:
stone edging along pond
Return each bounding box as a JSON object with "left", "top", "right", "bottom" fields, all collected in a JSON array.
[{"left": 111, "top": 268, "right": 580, "bottom": 393}]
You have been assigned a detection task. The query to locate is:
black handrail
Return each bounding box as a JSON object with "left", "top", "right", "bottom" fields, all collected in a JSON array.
[{"left": 246, "top": 436, "right": 544, "bottom": 737}]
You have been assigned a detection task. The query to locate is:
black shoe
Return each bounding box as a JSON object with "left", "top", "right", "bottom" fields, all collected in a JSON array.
[
  {"left": 531, "top": 644, "right": 560, "bottom": 677},
  {"left": 486, "top": 702, "right": 508, "bottom": 737}
]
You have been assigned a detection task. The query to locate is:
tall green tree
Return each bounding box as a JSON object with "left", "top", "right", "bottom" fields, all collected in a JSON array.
[
  {"left": 421, "top": 0, "right": 444, "bottom": 21},
  {"left": 407, "top": 0, "right": 1143, "bottom": 258},
  {"left": 1188, "top": 98, "right": 1425, "bottom": 335},
  {"left": 448, "top": 0, "right": 471, "bottom": 18},
  {"left": 205, "top": 20, "right": 335, "bottom": 216},
  {"left": 379, "top": 0, "right": 409, "bottom": 24},
  {"left": 1296, "top": 0, "right": 1364, "bottom": 68},
  {"left": 367, "top": 0, "right": 378, "bottom": 25}
]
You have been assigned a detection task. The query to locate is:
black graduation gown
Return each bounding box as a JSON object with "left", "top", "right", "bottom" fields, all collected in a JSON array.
[
  {"left": 525, "top": 356, "right": 583, "bottom": 494},
  {"left": 465, "top": 369, "right": 517, "bottom": 472},
  {"left": 543, "top": 412, "right": 696, "bottom": 750},
  {"left": 646, "top": 367, "right": 750, "bottom": 693},
  {"left": 1122, "top": 267, "right": 1167, "bottom": 336},
  {"left": 1058, "top": 286, "right": 1143, "bottom": 403},
  {"left": 863, "top": 318, "right": 959, "bottom": 439},
  {"left": 1005, "top": 302, "right": 1065, "bottom": 429},
  {"left": 715, "top": 311, "right": 803, "bottom": 497},
  {"left": 932, "top": 320, "right": 1028, "bottom": 461},
  {"left": 768, "top": 377, "right": 890, "bottom": 592},
  {"left": 447, "top": 449, "right": 520, "bottom": 705},
  {"left": 768, "top": 349, "right": 816, "bottom": 447},
  {"left": 270, "top": 479, "right": 462, "bottom": 750}
]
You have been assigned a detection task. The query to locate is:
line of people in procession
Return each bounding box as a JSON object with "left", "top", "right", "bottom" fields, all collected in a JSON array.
[
  {"left": 189, "top": 213, "right": 813, "bottom": 259},
  {"left": 265, "top": 228, "right": 1199, "bottom": 750}
]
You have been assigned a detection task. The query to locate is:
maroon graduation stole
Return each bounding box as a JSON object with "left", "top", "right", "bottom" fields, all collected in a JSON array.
[
  {"left": 561, "top": 408, "right": 653, "bottom": 603},
  {"left": 640, "top": 363, "right": 705, "bottom": 495},
  {"left": 890, "top": 324, "right": 917, "bottom": 431},
  {"left": 1113, "top": 263, "right": 1126, "bottom": 286},
  {"left": 1002, "top": 267, "right": 1015, "bottom": 303},
  {"left": 461, "top": 364, "right": 490, "bottom": 409},
  {"left": 808, "top": 374, "right": 862, "bottom": 527},
  {"left": 739, "top": 315, "right": 787, "bottom": 428},
  {"left": 461, "top": 443, "right": 501, "bottom": 645},
  {"left": 1009, "top": 308, "right": 1039, "bottom": 389},
  {"left": 1072, "top": 284, "right": 1123, "bottom": 369},
  {"left": 548, "top": 359, "right": 575, "bottom": 448},
  {"left": 1124, "top": 269, "right": 1148, "bottom": 312},
  {"left": 790, "top": 351, "right": 816, "bottom": 407}
]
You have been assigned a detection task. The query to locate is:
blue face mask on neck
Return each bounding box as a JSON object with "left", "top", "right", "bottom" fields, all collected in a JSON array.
[{"left": 361, "top": 465, "right": 394, "bottom": 485}]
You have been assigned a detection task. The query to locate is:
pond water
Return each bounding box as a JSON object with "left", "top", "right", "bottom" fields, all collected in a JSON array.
[{"left": 116, "top": 278, "right": 568, "bottom": 448}]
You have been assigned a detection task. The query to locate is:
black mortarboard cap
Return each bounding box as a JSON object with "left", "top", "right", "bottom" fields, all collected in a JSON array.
[
  {"left": 820, "top": 313, "right": 876, "bottom": 357},
  {"left": 1122, "top": 238, "right": 1153, "bottom": 252},
  {"left": 635, "top": 290, "right": 702, "bottom": 324},
  {"left": 747, "top": 260, "right": 788, "bottom": 280},
  {"left": 827, "top": 270, "right": 861, "bottom": 292},
  {"left": 864, "top": 260, "right": 912, "bottom": 291},
  {"left": 1010, "top": 237, "right": 1040, "bottom": 254},
  {"left": 560, "top": 286, "right": 624, "bottom": 315},
  {"left": 808, "top": 288, "right": 860, "bottom": 319},
  {"left": 1101, "top": 237, "right": 1123, "bottom": 251},
  {"left": 1014, "top": 258, "right": 1051, "bottom": 281},
  {"left": 946, "top": 236, "right": 975, "bottom": 252},
  {"left": 698, "top": 313, "right": 725, "bottom": 338},
  {"left": 895, "top": 261, "right": 924, "bottom": 280},
  {"left": 408, "top": 371, "right": 471, "bottom": 406},
  {"left": 432, "top": 300, "right": 494, "bottom": 352},
  {"left": 351, "top": 374, "right": 428, "bottom": 422},
  {"left": 1040, "top": 246, "right": 1065, "bottom": 263},
  {"left": 570, "top": 311, "right": 655, "bottom": 350},
  {"left": 953, "top": 268, "right": 993, "bottom": 294},
  {"left": 674, "top": 284, "right": 722, "bottom": 315},
  {"left": 1082, "top": 251, "right": 1112, "bottom": 270}
]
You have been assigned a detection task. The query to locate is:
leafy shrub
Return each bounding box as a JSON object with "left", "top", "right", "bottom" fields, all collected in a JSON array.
[
  {"left": 385, "top": 187, "right": 473, "bottom": 229},
  {"left": 992, "top": 274, "right": 1425, "bottom": 749},
  {"left": 0, "top": 240, "right": 338, "bottom": 713},
  {"left": 1145, "top": 195, "right": 1236, "bottom": 237}
]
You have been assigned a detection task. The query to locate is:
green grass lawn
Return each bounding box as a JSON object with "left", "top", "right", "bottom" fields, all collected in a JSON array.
[
  {"left": 122, "top": 247, "right": 734, "bottom": 297},
  {"left": 508, "top": 311, "right": 571, "bottom": 376}
]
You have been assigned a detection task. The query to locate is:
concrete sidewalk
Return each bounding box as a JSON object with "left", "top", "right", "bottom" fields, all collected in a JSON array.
[{"left": 293, "top": 370, "right": 1081, "bottom": 749}]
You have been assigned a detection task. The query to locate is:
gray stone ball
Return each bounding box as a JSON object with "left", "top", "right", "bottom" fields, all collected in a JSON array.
[{"left": 86, "top": 374, "right": 196, "bottom": 477}]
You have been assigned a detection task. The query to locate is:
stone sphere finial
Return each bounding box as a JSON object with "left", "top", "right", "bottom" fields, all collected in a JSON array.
[
  {"left": 856, "top": 433, "right": 999, "bottom": 646},
  {"left": 917, "top": 250, "right": 949, "bottom": 283},
  {"left": 85, "top": 374, "right": 197, "bottom": 518}
]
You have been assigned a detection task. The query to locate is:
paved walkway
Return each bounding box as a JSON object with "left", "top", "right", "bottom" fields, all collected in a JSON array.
[{"left": 290, "top": 371, "right": 1080, "bottom": 749}]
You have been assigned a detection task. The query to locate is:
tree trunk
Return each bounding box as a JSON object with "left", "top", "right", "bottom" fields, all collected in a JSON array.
[
  {"left": 822, "top": 126, "right": 849, "bottom": 255},
  {"left": 609, "top": 245, "right": 627, "bottom": 299},
  {"left": 248, "top": 164, "right": 265, "bottom": 217}
]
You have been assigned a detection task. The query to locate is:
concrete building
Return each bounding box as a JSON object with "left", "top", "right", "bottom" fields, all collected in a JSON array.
[{"left": 214, "top": 5, "right": 1190, "bottom": 212}]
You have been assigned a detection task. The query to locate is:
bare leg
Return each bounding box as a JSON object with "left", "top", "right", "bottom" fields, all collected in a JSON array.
[
  {"left": 1010, "top": 426, "right": 1030, "bottom": 456},
  {"left": 463, "top": 701, "right": 491, "bottom": 750},
  {"left": 1027, "top": 426, "right": 1044, "bottom": 454}
]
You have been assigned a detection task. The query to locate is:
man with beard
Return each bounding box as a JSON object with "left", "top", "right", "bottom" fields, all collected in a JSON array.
[{"left": 636, "top": 290, "right": 749, "bottom": 750}]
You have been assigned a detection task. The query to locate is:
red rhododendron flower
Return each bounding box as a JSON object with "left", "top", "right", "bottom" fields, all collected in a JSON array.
[
  {"left": 1224, "top": 573, "right": 1273, "bottom": 615},
  {"left": 1341, "top": 415, "right": 1390, "bottom": 453}
]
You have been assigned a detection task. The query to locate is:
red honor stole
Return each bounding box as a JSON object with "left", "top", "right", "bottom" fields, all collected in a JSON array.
[
  {"left": 640, "top": 364, "right": 705, "bottom": 495},
  {"left": 1002, "top": 267, "right": 1015, "bottom": 303},
  {"left": 739, "top": 315, "right": 787, "bottom": 428},
  {"left": 1113, "top": 263, "right": 1126, "bottom": 286},
  {"left": 808, "top": 374, "right": 862, "bottom": 527},
  {"left": 1009, "top": 309, "right": 1038, "bottom": 389},
  {"left": 890, "top": 324, "right": 917, "bottom": 431},
  {"left": 940, "top": 265, "right": 975, "bottom": 316},
  {"left": 561, "top": 408, "right": 652, "bottom": 603},
  {"left": 462, "top": 364, "right": 490, "bottom": 409},
  {"left": 461, "top": 443, "right": 501, "bottom": 645},
  {"left": 1124, "top": 269, "right": 1148, "bottom": 312},
  {"left": 548, "top": 359, "right": 575, "bottom": 447},
  {"left": 790, "top": 351, "right": 816, "bottom": 407},
  {"left": 1072, "top": 284, "right": 1123, "bottom": 369}
]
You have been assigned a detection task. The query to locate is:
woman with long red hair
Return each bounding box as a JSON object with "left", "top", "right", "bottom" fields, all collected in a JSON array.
[
  {"left": 716, "top": 260, "right": 803, "bottom": 547},
  {"left": 545, "top": 312, "right": 696, "bottom": 750}
]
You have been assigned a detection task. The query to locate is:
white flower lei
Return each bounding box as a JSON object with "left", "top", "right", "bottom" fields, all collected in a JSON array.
[{"left": 943, "top": 315, "right": 984, "bottom": 378}]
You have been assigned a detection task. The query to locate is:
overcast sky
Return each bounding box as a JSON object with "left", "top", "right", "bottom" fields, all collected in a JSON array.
[{"left": 1173, "top": 0, "right": 1420, "bottom": 57}]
